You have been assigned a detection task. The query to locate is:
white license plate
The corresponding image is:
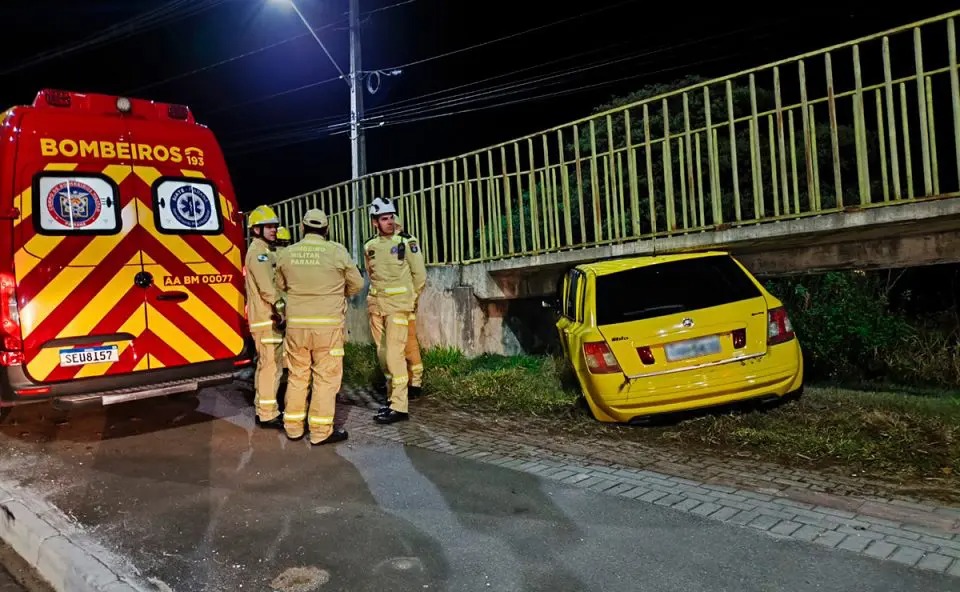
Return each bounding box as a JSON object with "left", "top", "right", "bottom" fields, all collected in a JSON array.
[
  {"left": 59, "top": 345, "right": 119, "bottom": 367},
  {"left": 664, "top": 335, "right": 721, "bottom": 362}
]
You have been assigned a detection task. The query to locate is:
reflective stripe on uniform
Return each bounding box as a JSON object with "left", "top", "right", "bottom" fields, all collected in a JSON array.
[
  {"left": 258, "top": 399, "right": 277, "bottom": 406},
  {"left": 284, "top": 412, "right": 307, "bottom": 421},
  {"left": 391, "top": 375, "right": 409, "bottom": 386},
  {"left": 392, "top": 317, "right": 409, "bottom": 326},
  {"left": 408, "top": 313, "right": 416, "bottom": 320},
  {"left": 260, "top": 337, "right": 282, "bottom": 344},
  {"left": 330, "top": 348, "right": 345, "bottom": 356},
  {"left": 309, "top": 416, "right": 334, "bottom": 425},
  {"left": 286, "top": 317, "right": 341, "bottom": 325},
  {"left": 410, "top": 364, "right": 424, "bottom": 371},
  {"left": 250, "top": 321, "right": 274, "bottom": 329},
  {"left": 369, "top": 286, "right": 408, "bottom": 296}
]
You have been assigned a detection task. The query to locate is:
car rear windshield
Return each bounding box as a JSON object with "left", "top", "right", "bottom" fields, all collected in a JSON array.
[{"left": 595, "top": 255, "right": 762, "bottom": 325}]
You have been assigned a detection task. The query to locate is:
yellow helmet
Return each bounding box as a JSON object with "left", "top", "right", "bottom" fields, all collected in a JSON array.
[
  {"left": 276, "top": 227, "right": 291, "bottom": 241},
  {"left": 247, "top": 205, "right": 279, "bottom": 228}
]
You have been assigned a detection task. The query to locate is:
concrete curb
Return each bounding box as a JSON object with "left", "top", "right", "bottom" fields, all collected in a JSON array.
[{"left": 0, "top": 481, "right": 151, "bottom": 592}]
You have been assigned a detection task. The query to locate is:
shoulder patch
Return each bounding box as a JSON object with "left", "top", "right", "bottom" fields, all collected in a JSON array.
[
  {"left": 410, "top": 243, "right": 420, "bottom": 253},
  {"left": 257, "top": 253, "right": 269, "bottom": 262}
]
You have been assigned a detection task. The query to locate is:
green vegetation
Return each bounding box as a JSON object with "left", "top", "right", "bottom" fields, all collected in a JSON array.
[{"left": 342, "top": 342, "right": 960, "bottom": 496}]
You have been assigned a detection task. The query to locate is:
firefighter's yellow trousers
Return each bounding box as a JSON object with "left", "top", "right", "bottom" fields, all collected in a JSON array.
[
  {"left": 405, "top": 314, "right": 423, "bottom": 388},
  {"left": 370, "top": 312, "right": 410, "bottom": 413},
  {"left": 254, "top": 333, "right": 283, "bottom": 422},
  {"left": 283, "top": 326, "right": 344, "bottom": 443}
]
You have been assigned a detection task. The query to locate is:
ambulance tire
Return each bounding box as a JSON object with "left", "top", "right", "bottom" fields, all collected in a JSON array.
[{"left": 0, "top": 406, "right": 9, "bottom": 423}]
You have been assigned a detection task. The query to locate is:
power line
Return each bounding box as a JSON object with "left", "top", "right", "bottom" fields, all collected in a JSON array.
[
  {"left": 380, "top": 0, "right": 642, "bottom": 71},
  {"left": 225, "top": 48, "right": 751, "bottom": 157},
  {"left": 125, "top": 0, "right": 418, "bottom": 95},
  {"left": 222, "top": 21, "right": 778, "bottom": 143},
  {"left": 205, "top": 0, "right": 642, "bottom": 116},
  {"left": 2, "top": 0, "right": 227, "bottom": 76}
]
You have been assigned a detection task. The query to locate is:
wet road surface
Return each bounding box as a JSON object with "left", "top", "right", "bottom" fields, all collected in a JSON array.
[{"left": 0, "top": 382, "right": 958, "bottom": 592}]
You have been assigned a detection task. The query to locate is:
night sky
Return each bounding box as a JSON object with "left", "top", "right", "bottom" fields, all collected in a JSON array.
[{"left": 4, "top": 1, "right": 958, "bottom": 211}]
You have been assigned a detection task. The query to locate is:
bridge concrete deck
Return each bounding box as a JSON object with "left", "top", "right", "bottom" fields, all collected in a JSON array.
[{"left": 464, "top": 196, "right": 960, "bottom": 300}]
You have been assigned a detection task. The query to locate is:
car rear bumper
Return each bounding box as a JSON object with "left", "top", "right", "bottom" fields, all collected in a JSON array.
[
  {"left": 583, "top": 341, "right": 804, "bottom": 422},
  {"left": 0, "top": 338, "right": 254, "bottom": 409}
]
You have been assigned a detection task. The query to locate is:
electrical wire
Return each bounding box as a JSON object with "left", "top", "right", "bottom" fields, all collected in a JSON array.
[
  {"left": 223, "top": 22, "right": 778, "bottom": 144},
  {"left": 1, "top": 0, "right": 227, "bottom": 76},
  {"left": 224, "top": 48, "right": 751, "bottom": 157},
  {"left": 125, "top": 0, "right": 418, "bottom": 95},
  {"left": 206, "top": 0, "right": 642, "bottom": 115}
]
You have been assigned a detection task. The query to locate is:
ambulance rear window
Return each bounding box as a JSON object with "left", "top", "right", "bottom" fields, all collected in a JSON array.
[
  {"left": 32, "top": 173, "right": 121, "bottom": 235},
  {"left": 151, "top": 177, "right": 223, "bottom": 235}
]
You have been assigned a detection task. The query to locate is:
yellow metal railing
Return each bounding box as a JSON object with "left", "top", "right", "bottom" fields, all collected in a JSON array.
[{"left": 257, "top": 11, "right": 960, "bottom": 268}]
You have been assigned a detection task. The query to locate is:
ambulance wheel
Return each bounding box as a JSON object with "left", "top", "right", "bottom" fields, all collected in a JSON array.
[{"left": 0, "top": 407, "right": 9, "bottom": 423}]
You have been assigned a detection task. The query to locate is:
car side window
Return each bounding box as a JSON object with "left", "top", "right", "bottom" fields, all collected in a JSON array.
[
  {"left": 565, "top": 270, "right": 581, "bottom": 321},
  {"left": 577, "top": 272, "right": 587, "bottom": 323}
]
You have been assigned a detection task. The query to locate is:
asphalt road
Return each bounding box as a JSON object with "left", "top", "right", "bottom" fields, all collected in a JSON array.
[{"left": 0, "top": 382, "right": 957, "bottom": 592}]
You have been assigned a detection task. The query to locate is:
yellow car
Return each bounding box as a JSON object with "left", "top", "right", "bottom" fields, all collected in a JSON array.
[{"left": 554, "top": 251, "right": 803, "bottom": 423}]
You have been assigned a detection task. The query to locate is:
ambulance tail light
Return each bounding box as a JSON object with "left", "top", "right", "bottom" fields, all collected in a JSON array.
[
  {"left": 0, "top": 272, "right": 22, "bottom": 366},
  {"left": 42, "top": 90, "right": 72, "bottom": 107},
  {"left": 168, "top": 104, "right": 189, "bottom": 120}
]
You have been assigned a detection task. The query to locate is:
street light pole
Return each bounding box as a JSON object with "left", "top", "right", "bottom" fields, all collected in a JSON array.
[{"left": 348, "top": 0, "right": 365, "bottom": 261}]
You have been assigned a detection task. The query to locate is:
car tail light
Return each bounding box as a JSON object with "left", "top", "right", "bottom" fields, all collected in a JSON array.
[
  {"left": 43, "top": 90, "right": 71, "bottom": 107},
  {"left": 0, "top": 272, "right": 22, "bottom": 366},
  {"left": 732, "top": 328, "right": 747, "bottom": 349},
  {"left": 583, "top": 341, "right": 621, "bottom": 374},
  {"left": 636, "top": 346, "right": 655, "bottom": 365},
  {"left": 767, "top": 306, "right": 795, "bottom": 345}
]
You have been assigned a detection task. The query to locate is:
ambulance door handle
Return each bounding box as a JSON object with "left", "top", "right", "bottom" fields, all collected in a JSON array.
[{"left": 156, "top": 291, "right": 189, "bottom": 303}]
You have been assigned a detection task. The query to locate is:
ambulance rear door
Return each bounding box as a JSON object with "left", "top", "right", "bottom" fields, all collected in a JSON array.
[
  {"left": 12, "top": 107, "right": 151, "bottom": 384},
  {"left": 126, "top": 120, "right": 246, "bottom": 372}
]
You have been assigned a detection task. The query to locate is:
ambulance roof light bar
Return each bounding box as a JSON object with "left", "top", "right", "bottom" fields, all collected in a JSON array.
[{"left": 42, "top": 89, "right": 71, "bottom": 107}]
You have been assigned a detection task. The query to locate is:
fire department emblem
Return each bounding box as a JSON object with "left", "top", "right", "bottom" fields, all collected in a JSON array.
[
  {"left": 46, "top": 181, "right": 102, "bottom": 228},
  {"left": 170, "top": 185, "right": 212, "bottom": 228}
]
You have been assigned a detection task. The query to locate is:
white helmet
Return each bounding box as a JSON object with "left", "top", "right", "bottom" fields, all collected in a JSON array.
[{"left": 369, "top": 197, "right": 397, "bottom": 217}]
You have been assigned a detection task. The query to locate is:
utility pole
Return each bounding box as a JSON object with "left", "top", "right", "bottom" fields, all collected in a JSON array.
[{"left": 348, "top": 0, "right": 365, "bottom": 261}]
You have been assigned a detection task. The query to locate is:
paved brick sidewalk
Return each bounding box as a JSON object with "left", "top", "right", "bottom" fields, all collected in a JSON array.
[{"left": 337, "top": 385, "right": 960, "bottom": 577}]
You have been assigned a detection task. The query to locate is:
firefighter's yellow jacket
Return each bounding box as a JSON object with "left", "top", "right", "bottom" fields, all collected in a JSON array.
[
  {"left": 244, "top": 237, "right": 280, "bottom": 334},
  {"left": 275, "top": 234, "right": 364, "bottom": 330}
]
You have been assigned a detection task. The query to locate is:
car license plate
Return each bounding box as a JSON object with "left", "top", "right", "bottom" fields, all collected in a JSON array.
[
  {"left": 59, "top": 345, "right": 119, "bottom": 367},
  {"left": 664, "top": 335, "right": 721, "bottom": 362}
]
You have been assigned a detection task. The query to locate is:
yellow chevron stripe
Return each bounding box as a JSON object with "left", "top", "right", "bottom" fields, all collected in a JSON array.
[
  {"left": 145, "top": 303, "right": 213, "bottom": 363},
  {"left": 137, "top": 198, "right": 244, "bottom": 314},
  {"left": 134, "top": 356, "right": 150, "bottom": 372},
  {"left": 27, "top": 290, "right": 146, "bottom": 381},
  {"left": 55, "top": 256, "right": 142, "bottom": 340},
  {"left": 73, "top": 308, "right": 145, "bottom": 379},
  {"left": 132, "top": 165, "right": 161, "bottom": 186},
  {"left": 144, "top": 262, "right": 244, "bottom": 356},
  {"left": 146, "top": 166, "right": 235, "bottom": 257},
  {"left": 100, "top": 164, "right": 133, "bottom": 185},
  {"left": 16, "top": 185, "right": 139, "bottom": 273}
]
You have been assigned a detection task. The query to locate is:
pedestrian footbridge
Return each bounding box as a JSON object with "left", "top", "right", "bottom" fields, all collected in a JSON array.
[{"left": 263, "top": 11, "right": 960, "bottom": 354}]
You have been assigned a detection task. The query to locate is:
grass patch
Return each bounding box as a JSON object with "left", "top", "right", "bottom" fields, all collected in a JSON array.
[
  {"left": 344, "top": 344, "right": 579, "bottom": 416},
  {"left": 343, "top": 344, "right": 960, "bottom": 494}
]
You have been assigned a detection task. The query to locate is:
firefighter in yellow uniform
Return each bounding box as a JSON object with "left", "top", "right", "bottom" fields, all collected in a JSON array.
[
  {"left": 365, "top": 197, "right": 427, "bottom": 424},
  {"left": 275, "top": 209, "right": 364, "bottom": 444},
  {"left": 405, "top": 296, "right": 424, "bottom": 399},
  {"left": 394, "top": 220, "right": 424, "bottom": 399},
  {"left": 274, "top": 227, "right": 292, "bottom": 250},
  {"left": 244, "top": 205, "right": 284, "bottom": 429},
  {"left": 272, "top": 226, "right": 292, "bottom": 371}
]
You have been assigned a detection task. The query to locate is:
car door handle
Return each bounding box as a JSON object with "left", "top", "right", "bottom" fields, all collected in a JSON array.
[{"left": 156, "top": 291, "right": 189, "bottom": 302}]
